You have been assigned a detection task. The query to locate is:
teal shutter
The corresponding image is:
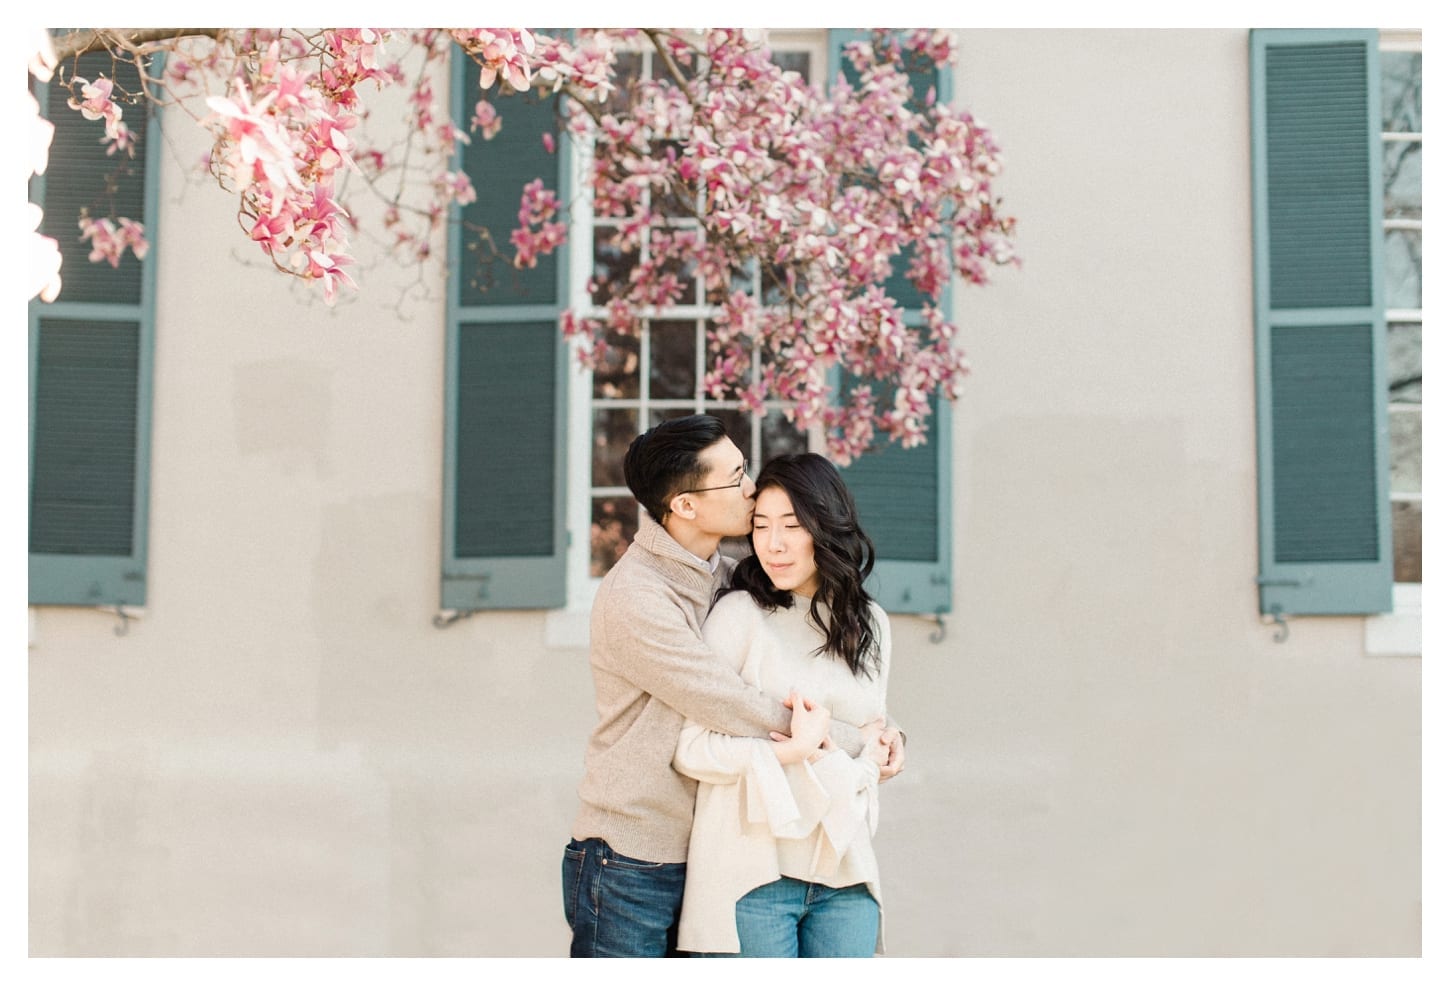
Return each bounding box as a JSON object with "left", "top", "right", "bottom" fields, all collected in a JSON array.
[
  {"left": 28, "top": 51, "right": 158, "bottom": 607},
  {"left": 828, "top": 29, "right": 953, "bottom": 615},
  {"left": 442, "top": 47, "right": 569, "bottom": 610},
  {"left": 1251, "top": 30, "right": 1392, "bottom": 616}
]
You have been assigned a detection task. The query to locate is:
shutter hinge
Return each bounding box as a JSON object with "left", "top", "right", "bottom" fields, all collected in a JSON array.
[
  {"left": 433, "top": 609, "right": 480, "bottom": 629},
  {"left": 928, "top": 611, "right": 946, "bottom": 645},
  {"left": 109, "top": 605, "right": 138, "bottom": 637},
  {"left": 1262, "top": 605, "right": 1290, "bottom": 643}
]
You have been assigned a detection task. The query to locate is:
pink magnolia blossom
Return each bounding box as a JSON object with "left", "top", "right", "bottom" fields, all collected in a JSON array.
[
  {"left": 521, "top": 28, "right": 1016, "bottom": 460},
  {"left": 104, "top": 120, "right": 137, "bottom": 157},
  {"left": 452, "top": 29, "right": 535, "bottom": 92},
  {"left": 36, "top": 27, "right": 1012, "bottom": 457},
  {"left": 67, "top": 76, "right": 122, "bottom": 136},
  {"left": 437, "top": 171, "right": 478, "bottom": 206},
  {"left": 471, "top": 99, "right": 502, "bottom": 139},
  {"left": 79, "top": 216, "right": 148, "bottom": 267}
]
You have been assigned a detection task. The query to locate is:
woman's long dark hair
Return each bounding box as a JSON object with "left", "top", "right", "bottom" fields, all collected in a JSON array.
[{"left": 719, "top": 453, "right": 881, "bottom": 678}]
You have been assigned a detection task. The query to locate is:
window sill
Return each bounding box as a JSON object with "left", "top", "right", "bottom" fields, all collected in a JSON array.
[
  {"left": 1363, "top": 584, "right": 1421, "bottom": 658},
  {"left": 28, "top": 605, "right": 147, "bottom": 646}
]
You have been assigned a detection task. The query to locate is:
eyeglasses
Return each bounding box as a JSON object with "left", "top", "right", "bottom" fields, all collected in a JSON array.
[{"left": 679, "top": 460, "right": 751, "bottom": 495}]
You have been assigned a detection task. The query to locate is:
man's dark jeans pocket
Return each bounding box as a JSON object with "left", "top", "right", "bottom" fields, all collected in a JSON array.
[{"left": 561, "top": 838, "right": 686, "bottom": 957}]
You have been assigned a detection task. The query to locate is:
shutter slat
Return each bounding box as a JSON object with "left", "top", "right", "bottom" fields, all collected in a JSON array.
[
  {"left": 30, "top": 319, "right": 140, "bottom": 556},
  {"left": 1265, "top": 41, "right": 1374, "bottom": 310},
  {"left": 455, "top": 322, "right": 559, "bottom": 557},
  {"left": 1269, "top": 324, "right": 1379, "bottom": 562},
  {"left": 37, "top": 52, "right": 150, "bottom": 306},
  {"left": 456, "top": 70, "right": 561, "bottom": 308}
]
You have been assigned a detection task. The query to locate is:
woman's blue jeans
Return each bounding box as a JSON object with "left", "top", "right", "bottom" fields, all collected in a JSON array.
[
  {"left": 703, "top": 876, "right": 879, "bottom": 958},
  {"left": 562, "top": 838, "right": 686, "bottom": 957}
]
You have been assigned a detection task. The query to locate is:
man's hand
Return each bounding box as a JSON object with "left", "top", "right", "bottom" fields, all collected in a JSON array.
[
  {"left": 769, "top": 691, "right": 831, "bottom": 765},
  {"left": 877, "top": 726, "right": 906, "bottom": 781}
]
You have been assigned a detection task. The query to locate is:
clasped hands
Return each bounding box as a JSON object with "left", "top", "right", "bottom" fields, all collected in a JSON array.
[{"left": 768, "top": 690, "right": 905, "bottom": 779}]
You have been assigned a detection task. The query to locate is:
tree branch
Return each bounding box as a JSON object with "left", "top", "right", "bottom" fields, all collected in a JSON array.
[
  {"left": 643, "top": 29, "right": 696, "bottom": 105},
  {"left": 49, "top": 28, "right": 225, "bottom": 63}
]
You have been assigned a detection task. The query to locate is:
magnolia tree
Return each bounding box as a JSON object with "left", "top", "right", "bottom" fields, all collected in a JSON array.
[{"left": 26, "top": 27, "right": 1015, "bottom": 463}]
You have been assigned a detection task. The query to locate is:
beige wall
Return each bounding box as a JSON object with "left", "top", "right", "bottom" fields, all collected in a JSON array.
[{"left": 28, "top": 29, "right": 1420, "bottom": 957}]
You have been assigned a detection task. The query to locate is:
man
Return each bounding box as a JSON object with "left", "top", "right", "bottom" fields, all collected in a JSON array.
[{"left": 562, "top": 414, "right": 904, "bottom": 957}]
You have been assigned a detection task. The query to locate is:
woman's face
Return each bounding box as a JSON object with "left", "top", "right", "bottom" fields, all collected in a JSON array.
[{"left": 751, "top": 486, "right": 819, "bottom": 598}]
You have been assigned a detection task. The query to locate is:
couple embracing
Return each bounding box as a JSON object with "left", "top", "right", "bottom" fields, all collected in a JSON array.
[{"left": 561, "top": 414, "right": 905, "bottom": 958}]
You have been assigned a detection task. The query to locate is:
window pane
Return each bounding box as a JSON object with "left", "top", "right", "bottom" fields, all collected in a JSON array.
[
  {"left": 652, "top": 140, "right": 696, "bottom": 218},
  {"left": 704, "top": 321, "right": 743, "bottom": 400},
  {"left": 593, "top": 225, "right": 637, "bottom": 305},
  {"left": 1383, "top": 228, "right": 1421, "bottom": 309},
  {"left": 1381, "top": 51, "right": 1421, "bottom": 133},
  {"left": 712, "top": 410, "right": 753, "bottom": 459},
  {"left": 603, "top": 52, "right": 643, "bottom": 116},
  {"left": 649, "top": 320, "right": 697, "bottom": 399},
  {"left": 762, "top": 261, "right": 790, "bottom": 307},
  {"left": 763, "top": 410, "right": 810, "bottom": 462},
  {"left": 1391, "top": 500, "right": 1421, "bottom": 584},
  {"left": 1387, "top": 322, "right": 1422, "bottom": 403},
  {"left": 652, "top": 231, "right": 700, "bottom": 306},
  {"left": 1383, "top": 141, "right": 1422, "bottom": 221},
  {"left": 1388, "top": 408, "right": 1421, "bottom": 494},
  {"left": 592, "top": 328, "right": 641, "bottom": 399},
  {"left": 591, "top": 496, "right": 638, "bottom": 577},
  {"left": 706, "top": 257, "right": 757, "bottom": 306},
  {"left": 592, "top": 408, "right": 638, "bottom": 487},
  {"left": 648, "top": 406, "right": 698, "bottom": 428},
  {"left": 771, "top": 51, "right": 811, "bottom": 82}
]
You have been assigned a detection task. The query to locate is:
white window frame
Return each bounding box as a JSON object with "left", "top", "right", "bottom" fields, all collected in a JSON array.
[
  {"left": 548, "top": 31, "right": 828, "bottom": 646},
  {"left": 1364, "top": 27, "right": 1421, "bottom": 658}
]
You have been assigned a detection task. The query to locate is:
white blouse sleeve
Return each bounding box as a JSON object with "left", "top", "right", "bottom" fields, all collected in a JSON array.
[{"left": 795, "top": 607, "right": 892, "bottom": 872}]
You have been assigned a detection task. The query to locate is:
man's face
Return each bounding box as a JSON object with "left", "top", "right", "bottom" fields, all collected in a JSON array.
[{"left": 682, "top": 438, "right": 756, "bottom": 537}]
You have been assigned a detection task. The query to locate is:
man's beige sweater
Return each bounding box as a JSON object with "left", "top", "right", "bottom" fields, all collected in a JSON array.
[{"left": 571, "top": 515, "right": 861, "bottom": 864}]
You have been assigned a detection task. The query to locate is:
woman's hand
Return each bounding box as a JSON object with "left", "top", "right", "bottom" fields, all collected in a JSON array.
[{"left": 769, "top": 691, "right": 831, "bottom": 765}]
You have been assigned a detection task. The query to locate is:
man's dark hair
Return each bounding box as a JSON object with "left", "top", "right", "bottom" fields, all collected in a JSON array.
[{"left": 625, "top": 414, "right": 729, "bottom": 524}]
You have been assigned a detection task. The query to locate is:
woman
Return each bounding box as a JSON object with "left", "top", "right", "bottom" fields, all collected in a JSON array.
[{"left": 673, "top": 453, "right": 894, "bottom": 957}]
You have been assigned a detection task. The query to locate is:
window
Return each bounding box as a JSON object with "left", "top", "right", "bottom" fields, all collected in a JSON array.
[
  {"left": 445, "top": 31, "right": 956, "bottom": 618},
  {"left": 575, "top": 30, "right": 956, "bottom": 615},
  {"left": 28, "top": 50, "right": 159, "bottom": 608},
  {"left": 1250, "top": 29, "right": 1394, "bottom": 618},
  {"left": 1379, "top": 31, "right": 1421, "bottom": 586},
  {"left": 580, "top": 36, "right": 822, "bottom": 578}
]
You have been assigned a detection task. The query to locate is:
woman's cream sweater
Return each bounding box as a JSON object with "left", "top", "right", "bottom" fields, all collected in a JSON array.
[{"left": 673, "top": 590, "right": 892, "bottom": 954}]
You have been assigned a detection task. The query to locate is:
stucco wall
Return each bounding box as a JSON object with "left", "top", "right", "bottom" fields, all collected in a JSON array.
[{"left": 28, "top": 29, "right": 1420, "bottom": 957}]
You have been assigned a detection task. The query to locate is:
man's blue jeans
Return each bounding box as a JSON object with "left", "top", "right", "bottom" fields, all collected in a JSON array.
[
  {"left": 562, "top": 838, "right": 686, "bottom": 957},
  {"left": 702, "top": 876, "right": 879, "bottom": 958}
]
